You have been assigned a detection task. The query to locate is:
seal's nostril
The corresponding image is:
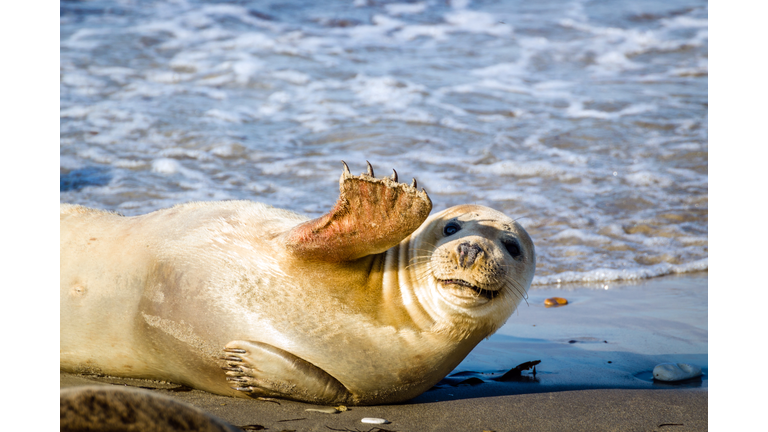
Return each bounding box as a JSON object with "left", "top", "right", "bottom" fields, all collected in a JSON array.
[{"left": 457, "top": 242, "right": 484, "bottom": 268}]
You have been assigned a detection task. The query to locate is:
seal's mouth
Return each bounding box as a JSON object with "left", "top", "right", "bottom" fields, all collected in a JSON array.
[{"left": 439, "top": 279, "right": 499, "bottom": 300}]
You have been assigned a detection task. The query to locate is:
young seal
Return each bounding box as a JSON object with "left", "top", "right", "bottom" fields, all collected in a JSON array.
[{"left": 60, "top": 162, "right": 536, "bottom": 405}]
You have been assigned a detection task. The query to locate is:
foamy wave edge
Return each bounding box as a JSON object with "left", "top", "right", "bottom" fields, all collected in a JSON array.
[{"left": 532, "top": 258, "right": 708, "bottom": 286}]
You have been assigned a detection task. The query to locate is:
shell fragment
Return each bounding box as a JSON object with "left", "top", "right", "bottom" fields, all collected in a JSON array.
[
  {"left": 652, "top": 363, "right": 702, "bottom": 382},
  {"left": 306, "top": 407, "right": 339, "bottom": 414}
]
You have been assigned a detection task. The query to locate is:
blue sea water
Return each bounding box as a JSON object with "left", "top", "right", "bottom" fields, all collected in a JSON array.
[
  {"left": 443, "top": 273, "right": 707, "bottom": 395},
  {"left": 60, "top": 0, "right": 707, "bottom": 285}
]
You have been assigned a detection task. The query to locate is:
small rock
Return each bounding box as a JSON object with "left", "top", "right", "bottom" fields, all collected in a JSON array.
[
  {"left": 361, "top": 417, "right": 389, "bottom": 424},
  {"left": 305, "top": 407, "right": 339, "bottom": 414},
  {"left": 652, "top": 363, "right": 702, "bottom": 381},
  {"left": 544, "top": 297, "right": 568, "bottom": 307}
]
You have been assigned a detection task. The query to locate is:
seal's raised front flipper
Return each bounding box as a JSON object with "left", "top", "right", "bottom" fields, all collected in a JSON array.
[
  {"left": 284, "top": 161, "right": 432, "bottom": 262},
  {"left": 222, "top": 340, "right": 353, "bottom": 405}
]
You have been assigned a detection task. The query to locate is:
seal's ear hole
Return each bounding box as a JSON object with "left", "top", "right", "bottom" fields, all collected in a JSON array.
[
  {"left": 502, "top": 238, "right": 522, "bottom": 259},
  {"left": 443, "top": 221, "right": 461, "bottom": 237}
]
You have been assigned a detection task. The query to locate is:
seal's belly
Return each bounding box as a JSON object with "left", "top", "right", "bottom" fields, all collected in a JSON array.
[
  {"left": 60, "top": 208, "right": 154, "bottom": 375},
  {"left": 238, "top": 291, "right": 445, "bottom": 396}
]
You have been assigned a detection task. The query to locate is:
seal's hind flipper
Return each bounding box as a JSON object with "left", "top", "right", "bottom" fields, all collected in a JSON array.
[
  {"left": 284, "top": 161, "right": 432, "bottom": 262},
  {"left": 221, "top": 340, "right": 353, "bottom": 405}
]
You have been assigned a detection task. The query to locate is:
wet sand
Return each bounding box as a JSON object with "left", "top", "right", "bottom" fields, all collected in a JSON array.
[
  {"left": 60, "top": 373, "right": 706, "bottom": 431},
  {"left": 59, "top": 273, "right": 708, "bottom": 431}
]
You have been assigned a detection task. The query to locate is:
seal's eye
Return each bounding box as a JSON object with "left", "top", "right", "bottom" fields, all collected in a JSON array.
[
  {"left": 443, "top": 222, "right": 461, "bottom": 236},
  {"left": 502, "top": 239, "right": 522, "bottom": 259}
]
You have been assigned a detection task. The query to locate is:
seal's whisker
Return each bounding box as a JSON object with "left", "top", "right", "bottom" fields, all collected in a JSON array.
[
  {"left": 406, "top": 269, "right": 433, "bottom": 284},
  {"left": 404, "top": 259, "right": 435, "bottom": 271},
  {"left": 409, "top": 246, "right": 440, "bottom": 251},
  {"left": 506, "top": 278, "right": 529, "bottom": 305},
  {"left": 407, "top": 255, "right": 433, "bottom": 264}
]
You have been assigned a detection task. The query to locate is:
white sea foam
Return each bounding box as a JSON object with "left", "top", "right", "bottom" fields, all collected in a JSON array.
[
  {"left": 395, "top": 24, "right": 450, "bottom": 41},
  {"left": 566, "top": 101, "right": 656, "bottom": 119},
  {"left": 60, "top": 106, "right": 92, "bottom": 119},
  {"left": 385, "top": 2, "right": 428, "bottom": 16},
  {"left": 483, "top": 191, "right": 551, "bottom": 207},
  {"left": 152, "top": 159, "right": 182, "bottom": 175},
  {"left": 159, "top": 148, "right": 212, "bottom": 161},
  {"left": 351, "top": 75, "right": 426, "bottom": 110},
  {"left": 624, "top": 171, "right": 674, "bottom": 187},
  {"left": 550, "top": 229, "right": 613, "bottom": 245},
  {"left": 662, "top": 16, "right": 708, "bottom": 29},
  {"left": 439, "top": 117, "right": 477, "bottom": 132},
  {"left": 471, "top": 62, "right": 527, "bottom": 79},
  {"left": 534, "top": 259, "right": 708, "bottom": 286},
  {"left": 272, "top": 70, "right": 311, "bottom": 85},
  {"left": 472, "top": 160, "right": 569, "bottom": 178},
  {"left": 61, "top": 28, "right": 110, "bottom": 50},
  {"left": 206, "top": 109, "right": 245, "bottom": 123},
  {"left": 444, "top": 10, "right": 512, "bottom": 36},
  {"left": 542, "top": 148, "right": 588, "bottom": 165},
  {"left": 78, "top": 148, "right": 114, "bottom": 165}
]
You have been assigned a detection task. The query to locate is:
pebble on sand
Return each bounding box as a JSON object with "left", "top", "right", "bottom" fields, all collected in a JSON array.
[
  {"left": 544, "top": 297, "right": 568, "bottom": 307},
  {"left": 305, "top": 407, "right": 339, "bottom": 414},
  {"left": 361, "top": 417, "right": 390, "bottom": 424},
  {"left": 652, "top": 363, "right": 702, "bottom": 381}
]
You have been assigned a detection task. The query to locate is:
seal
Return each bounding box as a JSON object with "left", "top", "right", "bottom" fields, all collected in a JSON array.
[{"left": 60, "top": 162, "right": 536, "bottom": 405}]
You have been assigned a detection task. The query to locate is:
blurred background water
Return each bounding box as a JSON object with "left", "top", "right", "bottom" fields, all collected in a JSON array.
[{"left": 60, "top": 0, "right": 708, "bottom": 285}]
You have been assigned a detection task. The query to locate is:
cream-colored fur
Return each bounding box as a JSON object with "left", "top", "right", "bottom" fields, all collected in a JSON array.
[{"left": 60, "top": 197, "right": 535, "bottom": 405}]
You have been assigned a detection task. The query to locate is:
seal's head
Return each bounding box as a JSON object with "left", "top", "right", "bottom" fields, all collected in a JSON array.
[{"left": 405, "top": 205, "right": 536, "bottom": 339}]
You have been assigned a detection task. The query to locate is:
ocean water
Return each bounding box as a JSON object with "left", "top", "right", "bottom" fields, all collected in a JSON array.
[{"left": 60, "top": 0, "right": 708, "bottom": 286}]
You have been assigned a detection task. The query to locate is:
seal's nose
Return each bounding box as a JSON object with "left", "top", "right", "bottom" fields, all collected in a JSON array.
[{"left": 457, "top": 242, "right": 484, "bottom": 268}]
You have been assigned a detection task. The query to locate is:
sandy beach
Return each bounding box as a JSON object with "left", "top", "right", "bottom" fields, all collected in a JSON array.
[
  {"left": 60, "top": 273, "right": 707, "bottom": 431},
  {"left": 60, "top": 373, "right": 707, "bottom": 431}
]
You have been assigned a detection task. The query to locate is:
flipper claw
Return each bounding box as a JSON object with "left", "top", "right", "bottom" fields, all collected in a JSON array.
[
  {"left": 224, "top": 348, "right": 247, "bottom": 354},
  {"left": 221, "top": 356, "right": 242, "bottom": 362},
  {"left": 286, "top": 161, "right": 433, "bottom": 262},
  {"left": 227, "top": 376, "right": 248, "bottom": 382},
  {"left": 222, "top": 340, "right": 354, "bottom": 404}
]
